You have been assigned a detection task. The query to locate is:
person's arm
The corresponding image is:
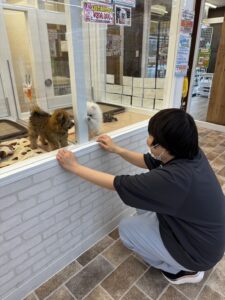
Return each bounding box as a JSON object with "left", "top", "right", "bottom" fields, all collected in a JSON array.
[
  {"left": 56, "top": 149, "right": 115, "bottom": 190},
  {"left": 97, "top": 135, "right": 148, "bottom": 169}
]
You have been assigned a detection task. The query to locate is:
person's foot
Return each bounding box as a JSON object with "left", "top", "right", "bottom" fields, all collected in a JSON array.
[{"left": 161, "top": 270, "right": 204, "bottom": 285}]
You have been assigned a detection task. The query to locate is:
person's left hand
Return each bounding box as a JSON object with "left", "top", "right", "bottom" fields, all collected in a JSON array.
[{"left": 56, "top": 149, "right": 79, "bottom": 173}]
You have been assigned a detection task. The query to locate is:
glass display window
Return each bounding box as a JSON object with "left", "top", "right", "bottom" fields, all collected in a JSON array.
[
  {"left": 0, "top": 0, "right": 182, "bottom": 170},
  {"left": 188, "top": 1, "right": 225, "bottom": 123},
  {"left": 105, "top": 0, "right": 172, "bottom": 111}
]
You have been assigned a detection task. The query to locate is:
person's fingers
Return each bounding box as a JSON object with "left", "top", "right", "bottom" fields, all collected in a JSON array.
[
  {"left": 56, "top": 152, "right": 62, "bottom": 159},
  {"left": 97, "top": 135, "right": 110, "bottom": 142},
  {"left": 97, "top": 134, "right": 108, "bottom": 139}
]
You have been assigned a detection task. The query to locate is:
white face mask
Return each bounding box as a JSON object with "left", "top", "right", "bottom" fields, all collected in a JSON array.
[{"left": 148, "top": 144, "right": 164, "bottom": 161}]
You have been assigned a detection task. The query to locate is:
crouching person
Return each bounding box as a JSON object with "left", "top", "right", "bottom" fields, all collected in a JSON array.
[{"left": 56, "top": 108, "right": 225, "bottom": 285}]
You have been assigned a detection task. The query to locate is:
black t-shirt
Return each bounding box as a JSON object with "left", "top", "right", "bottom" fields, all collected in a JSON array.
[{"left": 114, "top": 149, "right": 225, "bottom": 271}]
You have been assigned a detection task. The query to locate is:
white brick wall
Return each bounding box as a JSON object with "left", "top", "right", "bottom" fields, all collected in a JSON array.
[{"left": 0, "top": 125, "right": 148, "bottom": 300}]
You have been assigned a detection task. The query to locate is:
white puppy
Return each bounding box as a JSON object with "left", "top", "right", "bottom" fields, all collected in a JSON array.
[{"left": 87, "top": 101, "right": 103, "bottom": 138}]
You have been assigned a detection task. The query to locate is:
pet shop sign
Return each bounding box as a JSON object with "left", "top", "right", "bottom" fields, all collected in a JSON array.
[{"left": 83, "top": 2, "right": 114, "bottom": 25}]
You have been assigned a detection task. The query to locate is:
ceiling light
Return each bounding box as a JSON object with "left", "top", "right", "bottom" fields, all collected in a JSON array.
[{"left": 205, "top": 2, "right": 217, "bottom": 8}]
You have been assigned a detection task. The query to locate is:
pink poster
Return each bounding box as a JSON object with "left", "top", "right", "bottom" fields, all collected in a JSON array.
[{"left": 83, "top": 2, "right": 114, "bottom": 25}]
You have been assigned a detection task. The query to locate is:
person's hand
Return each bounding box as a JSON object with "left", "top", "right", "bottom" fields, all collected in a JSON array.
[
  {"left": 56, "top": 149, "right": 79, "bottom": 173},
  {"left": 97, "top": 135, "right": 119, "bottom": 153}
]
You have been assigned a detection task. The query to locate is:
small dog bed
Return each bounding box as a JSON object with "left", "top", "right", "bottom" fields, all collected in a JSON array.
[{"left": 0, "top": 119, "right": 28, "bottom": 141}]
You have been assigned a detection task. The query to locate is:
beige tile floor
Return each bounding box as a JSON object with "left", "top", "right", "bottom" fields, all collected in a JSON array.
[{"left": 24, "top": 127, "right": 225, "bottom": 300}]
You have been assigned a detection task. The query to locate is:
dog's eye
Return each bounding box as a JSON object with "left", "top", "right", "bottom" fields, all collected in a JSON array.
[{"left": 88, "top": 114, "right": 93, "bottom": 117}]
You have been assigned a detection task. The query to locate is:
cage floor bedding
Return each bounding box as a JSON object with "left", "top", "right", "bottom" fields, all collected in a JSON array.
[{"left": 0, "top": 138, "right": 47, "bottom": 168}]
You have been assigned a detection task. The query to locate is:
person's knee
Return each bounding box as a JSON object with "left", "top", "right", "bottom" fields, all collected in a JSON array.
[
  {"left": 119, "top": 217, "right": 131, "bottom": 238},
  {"left": 119, "top": 217, "right": 136, "bottom": 249}
]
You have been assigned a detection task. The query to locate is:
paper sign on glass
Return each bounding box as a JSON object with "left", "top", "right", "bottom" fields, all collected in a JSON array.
[
  {"left": 115, "top": 5, "right": 131, "bottom": 26},
  {"left": 83, "top": 2, "right": 114, "bottom": 25}
]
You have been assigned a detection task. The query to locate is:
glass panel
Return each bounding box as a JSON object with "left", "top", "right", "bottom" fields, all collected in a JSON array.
[
  {"left": 47, "top": 24, "right": 71, "bottom": 96},
  {"left": 0, "top": 0, "right": 178, "bottom": 167},
  {"left": 3, "top": 9, "right": 36, "bottom": 113},
  {"left": 148, "top": 20, "right": 170, "bottom": 79},
  {"left": 42, "top": 0, "right": 65, "bottom": 12},
  {"left": 147, "top": 3, "right": 171, "bottom": 110},
  {"left": 189, "top": 2, "right": 225, "bottom": 122},
  {"left": 105, "top": 1, "right": 172, "bottom": 111},
  {"left": 3, "top": 0, "right": 37, "bottom": 8}
]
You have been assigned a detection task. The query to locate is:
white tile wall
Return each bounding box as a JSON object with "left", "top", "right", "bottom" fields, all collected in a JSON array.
[
  {"left": 133, "top": 87, "right": 143, "bottom": 97},
  {"left": 106, "top": 84, "right": 123, "bottom": 94},
  {"left": 144, "top": 78, "right": 155, "bottom": 89},
  {"left": 156, "top": 78, "right": 165, "bottom": 89},
  {"left": 155, "top": 89, "right": 164, "bottom": 100},
  {"left": 132, "top": 97, "right": 142, "bottom": 107},
  {"left": 122, "top": 95, "right": 131, "bottom": 106},
  {"left": 144, "top": 88, "right": 155, "bottom": 99},
  {"left": 133, "top": 78, "right": 144, "bottom": 88},
  {"left": 155, "top": 99, "right": 164, "bottom": 110},
  {"left": 106, "top": 74, "right": 115, "bottom": 84},
  {"left": 123, "top": 76, "right": 133, "bottom": 86},
  {"left": 122, "top": 86, "right": 132, "bottom": 96},
  {"left": 143, "top": 98, "right": 154, "bottom": 109},
  {"left": 0, "top": 127, "right": 148, "bottom": 300},
  {"left": 106, "top": 93, "right": 122, "bottom": 104}
]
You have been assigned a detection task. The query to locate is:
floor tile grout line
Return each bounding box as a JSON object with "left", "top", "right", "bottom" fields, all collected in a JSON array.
[
  {"left": 82, "top": 284, "right": 114, "bottom": 300},
  {"left": 155, "top": 284, "right": 171, "bottom": 300},
  {"left": 99, "top": 252, "right": 123, "bottom": 269},
  {"left": 194, "top": 268, "right": 225, "bottom": 300},
  {"left": 80, "top": 252, "right": 134, "bottom": 299},
  {"left": 38, "top": 237, "right": 118, "bottom": 300},
  {"left": 194, "top": 270, "right": 214, "bottom": 300},
  {"left": 34, "top": 262, "right": 83, "bottom": 300},
  {"left": 77, "top": 235, "right": 118, "bottom": 268},
  {"left": 133, "top": 284, "right": 154, "bottom": 300},
  {"left": 34, "top": 234, "right": 117, "bottom": 300},
  {"left": 64, "top": 284, "right": 77, "bottom": 300},
  {"left": 32, "top": 291, "right": 39, "bottom": 300},
  {"left": 80, "top": 252, "right": 147, "bottom": 300},
  {"left": 73, "top": 255, "right": 118, "bottom": 300},
  {"left": 39, "top": 283, "right": 76, "bottom": 300},
  {"left": 117, "top": 265, "right": 151, "bottom": 300},
  {"left": 131, "top": 253, "right": 149, "bottom": 267},
  {"left": 172, "top": 285, "right": 192, "bottom": 300}
]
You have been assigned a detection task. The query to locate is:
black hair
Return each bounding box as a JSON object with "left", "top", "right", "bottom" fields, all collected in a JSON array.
[{"left": 148, "top": 108, "right": 199, "bottom": 159}]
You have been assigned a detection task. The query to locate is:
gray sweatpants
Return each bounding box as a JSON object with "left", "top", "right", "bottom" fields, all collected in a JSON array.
[{"left": 119, "top": 210, "right": 190, "bottom": 274}]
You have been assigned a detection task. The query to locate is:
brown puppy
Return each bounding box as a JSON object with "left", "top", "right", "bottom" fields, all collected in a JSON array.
[{"left": 28, "top": 106, "right": 74, "bottom": 150}]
